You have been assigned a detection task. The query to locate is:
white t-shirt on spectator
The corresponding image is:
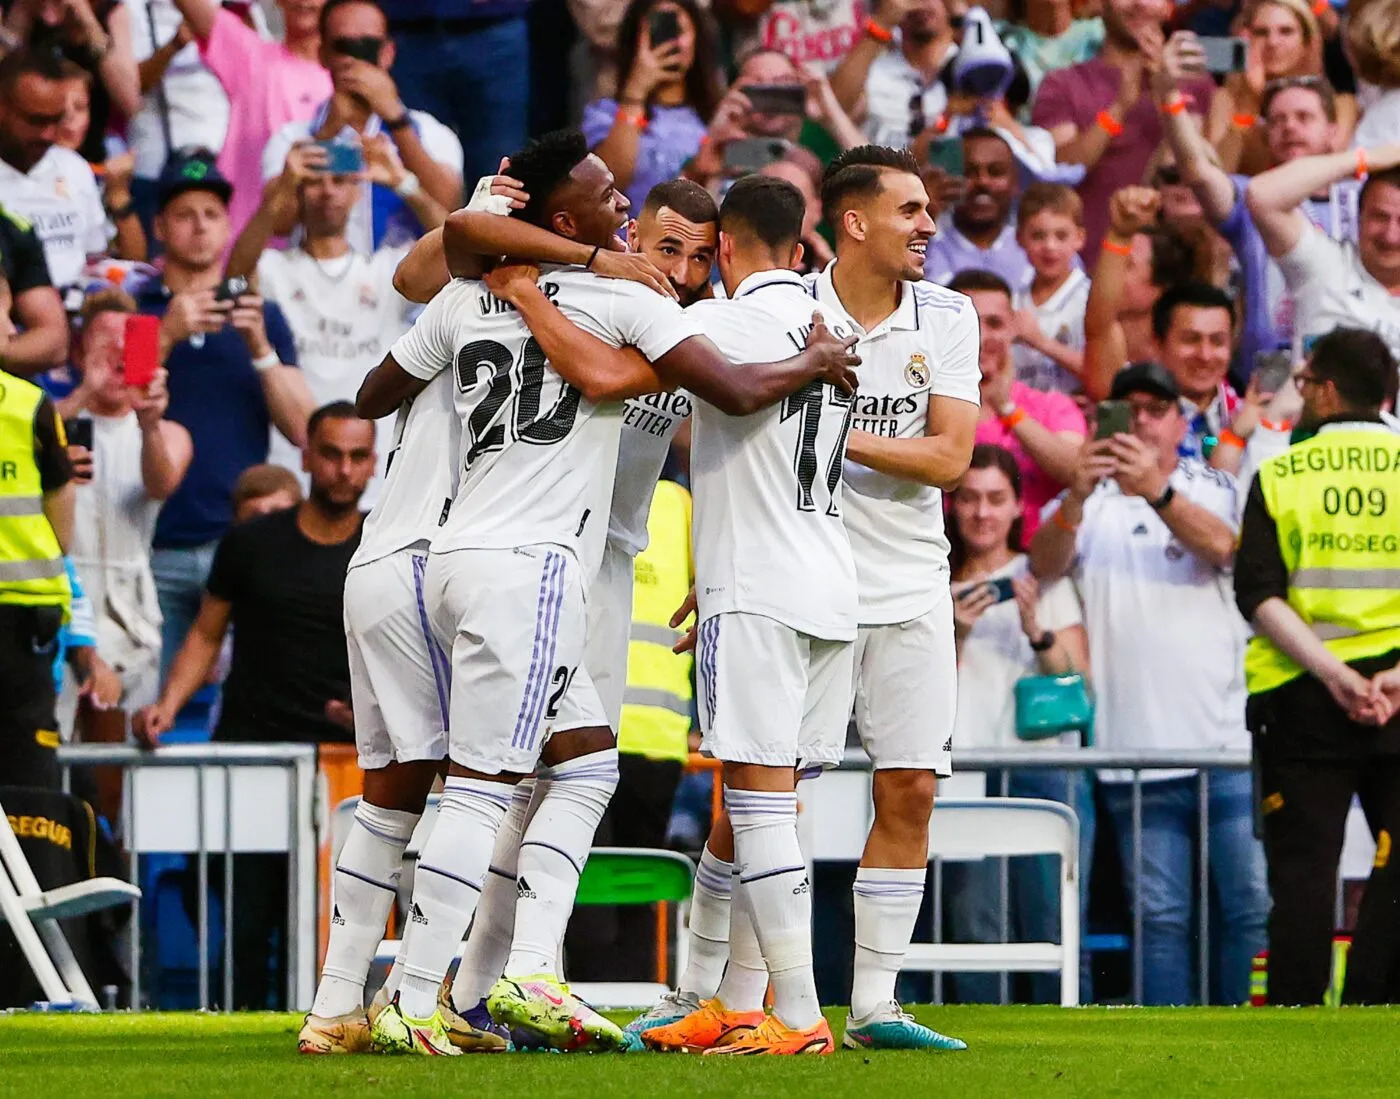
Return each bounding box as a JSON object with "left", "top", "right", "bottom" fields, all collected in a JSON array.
[
  {"left": 125, "top": 0, "right": 231, "bottom": 180},
  {"left": 1054, "top": 459, "right": 1250, "bottom": 783},
  {"left": 0, "top": 147, "right": 108, "bottom": 288},
  {"left": 261, "top": 108, "right": 463, "bottom": 254},
  {"left": 861, "top": 46, "right": 955, "bottom": 149},
  {"left": 256, "top": 246, "right": 416, "bottom": 506},
  {"left": 1013, "top": 267, "right": 1089, "bottom": 394},
  {"left": 953, "top": 555, "right": 1085, "bottom": 751},
  {"left": 1276, "top": 225, "right": 1400, "bottom": 362}
]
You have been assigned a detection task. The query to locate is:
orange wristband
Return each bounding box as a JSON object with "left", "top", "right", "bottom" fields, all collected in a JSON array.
[
  {"left": 1261, "top": 418, "right": 1293, "bottom": 433},
  {"left": 615, "top": 104, "right": 647, "bottom": 130},
  {"left": 1102, "top": 237, "right": 1133, "bottom": 257},
  {"left": 1096, "top": 110, "right": 1124, "bottom": 137},
  {"left": 1312, "top": 0, "right": 1328, "bottom": 14},
  {"left": 1356, "top": 148, "right": 1369, "bottom": 181},
  {"left": 1161, "top": 94, "right": 1188, "bottom": 116},
  {"left": 999, "top": 406, "right": 1028, "bottom": 430},
  {"left": 1052, "top": 508, "right": 1079, "bottom": 534},
  {"left": 1218, "top": 429, "right": 1247, "bottom": 450},
  {"left": 1232, "top": 113, "right": 1257, "bottom": 129},
  {"left": 865, "top": 18, "right": 893, "bottom": 42}
]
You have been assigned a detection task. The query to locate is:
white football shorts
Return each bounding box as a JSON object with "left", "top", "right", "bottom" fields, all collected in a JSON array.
[
  {"left": 551, "top": 539, "right": 633, "bottom": 736},
  {"left": 344, "top": 550, "right": 449, "bottom": 770},
  {"left": 697, "top": 610, "right": 854, "bottom": 768},
  {"left": 850, "top": 593, "right": 956, "bottom": 777},
  {"left": 425, "top": 544, "right": 588, "bottom": 775}
]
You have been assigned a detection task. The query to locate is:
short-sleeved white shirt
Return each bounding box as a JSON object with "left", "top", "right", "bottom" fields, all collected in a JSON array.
[
  {"left": 349, "top": 370, "right": 459, "bottom": 570},
  {"left": 1276, "top": 225, "right": 1400, "bottom": 363},
  {"left": 688, "top": 270, "right": 858, "bottom": 641},
  {"left": 808, "top": 262, "right": 982, "bottom": 624},
  {"left": 608, "top": 390, "right": 692, "bottom": 557},
  {"left": 390, "top": 267, "right": 702, "bottom": 572},
  {"left": 952, "top": 555, "right": 1084, "bottom": 751},
  {"left": 1053, "top": 459, "right": 1251, "bottom": 782},
  {"left": 0, "top": 147, "right": 107, "bottom": 287},
  {"left": 1013, "top": 267, "right": 1090, "bottom": 394},
  {"left": 861, "top": 45, "right": 955, "bottom": 149}
]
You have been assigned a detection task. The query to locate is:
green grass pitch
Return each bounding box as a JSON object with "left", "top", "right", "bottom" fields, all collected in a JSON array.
[{"left": 2, "top": 1006, "right": 1398, "bottom": 1097}]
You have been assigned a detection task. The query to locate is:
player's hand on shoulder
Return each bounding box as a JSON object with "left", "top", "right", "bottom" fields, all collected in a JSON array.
[
  {"left": 484, "top": 261, "right": 542, "bottom": 303},
  {"left": 591, "top": 248, "right": 679, "bottom": 300},
  {"left": 805, "top": 310, "right": 860, "bottom": 395}
]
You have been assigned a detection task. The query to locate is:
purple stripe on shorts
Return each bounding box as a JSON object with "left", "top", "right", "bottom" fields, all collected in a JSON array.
[
  {"left": 512, "top": 552, "right": 566, "bottom": 750},
  {"left": 411, "top": 553, "right": 450, "bottom": 729},
  {"left": 523, "top": 554, "right": 567, "bottom": 752}
]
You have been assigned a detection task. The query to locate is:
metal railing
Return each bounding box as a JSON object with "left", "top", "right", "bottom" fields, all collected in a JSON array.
[{"left": 56, "top": 743, "right": 319, "bottom": 1011}]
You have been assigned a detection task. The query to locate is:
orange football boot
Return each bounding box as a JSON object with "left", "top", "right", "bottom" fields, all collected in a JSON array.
[
  {"left": 702, "top": 1013, "right": 836, "bottom": 1056},
  {"left": 640, "top": 998, "right": 765, "bottom": 1052}
]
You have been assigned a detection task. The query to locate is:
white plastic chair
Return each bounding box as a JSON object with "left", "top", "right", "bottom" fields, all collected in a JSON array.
[
  {"left": 904, "top": 797, "right": 1080, "bottom": 1006},
  {"left": 0, "top": 793, "right": 140, "bottom": 1007}
]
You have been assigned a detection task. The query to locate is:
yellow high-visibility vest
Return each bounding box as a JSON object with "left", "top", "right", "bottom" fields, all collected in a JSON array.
[
  {"left": 618, "top": 480, "right": 694, "bottom": 763},
  {"left": 0, "top": 373, "right": 69, "bottom": 609},
  {"left": 1245, "top": 424, "right": 1400, "bottom": 694}
]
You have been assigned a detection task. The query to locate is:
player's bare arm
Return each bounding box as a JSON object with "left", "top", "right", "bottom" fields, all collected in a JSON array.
[
  {"left": 844, "top": 393, "right": 980, "bottom": 490},
  {"left": 486, "top": 263, "right": 664, "bottom": 401},
  {"left": 356, "top": 354, "right": 429, "bottom": 420}
]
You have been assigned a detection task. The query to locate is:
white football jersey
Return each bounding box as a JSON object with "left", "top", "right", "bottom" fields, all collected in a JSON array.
[
  {"left": 688, "top": 270, "right": 858, "bottom": 641},
  {"left": 609, "top": 390, "right": 693, "bottom": 557},
  {"left": 349, "top": 371, "right": 459, "bottom": 570},
  {"left": 1277, "top": 226, "right": 1400, "bottom": 362},
  {"left": 1012, "top": 267, "right": 1089, "bottom": 395},
  {"left": 808, "top": 262, "right": 982, "bottom": 625},
  {"left": 390, "top": 268, "right": 703, "bottom": 567}
]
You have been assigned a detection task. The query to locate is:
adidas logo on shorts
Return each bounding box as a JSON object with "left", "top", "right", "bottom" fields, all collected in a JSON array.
[
  {"left": 410, "top": 902, "right": 429, "bottom": 925},
  {"left": 792, "top": 877, "right": 810, "bottom": 896},
  {"left": 518, "top": 877, "right": 537, "bottom": 900},
  {"left": 331, "top": 904, "right": 345, "bottom": 926}
]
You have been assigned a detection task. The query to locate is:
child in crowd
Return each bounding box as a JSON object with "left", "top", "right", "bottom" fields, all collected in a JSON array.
[{"left": 1012, "top": 182, "right": 1089, "bottom": 395}]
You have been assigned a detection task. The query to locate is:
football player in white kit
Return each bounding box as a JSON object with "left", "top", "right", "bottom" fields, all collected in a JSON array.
[{"left": 352, "top": 131, "right": 858, "bottom": 1056}]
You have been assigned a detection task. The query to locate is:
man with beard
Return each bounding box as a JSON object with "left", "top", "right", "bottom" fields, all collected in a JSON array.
[
  {"left": 134, "top": 401, "right": 376, "bottom": 1009},
  {"left": 1031, "top": 0, "right": 1214, "bottom": 262},
  {"left": 923, "top": 129, "right": 1032, "bottom": 290}
]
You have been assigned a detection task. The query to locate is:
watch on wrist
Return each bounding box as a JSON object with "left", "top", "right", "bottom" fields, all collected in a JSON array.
[
  {"left": 1029, "top": 630, "right": 1056, "bottom": 653},
  {"left": 1149, "top": 483, "right": 1176, "bottom": 511},
  {"left": 383, "top": 112, "right": 412, "bottom": 132}
]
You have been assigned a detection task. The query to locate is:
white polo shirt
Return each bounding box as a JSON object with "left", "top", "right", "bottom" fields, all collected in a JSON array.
[
  {"left": 1051, "top": 459, "right": 1251, "bottom": 782},
  {"left": 1276, "top": 225, "right": 1400, "bottom": 363},
  {"left": 861, "top": 44, "right": 955, "bottom": 149},
  {"left": 0, "top": 147, "right": 107, "bottom": 288},
  {"left": 808, "top": 262, "right": 982, "bottom": 624}
]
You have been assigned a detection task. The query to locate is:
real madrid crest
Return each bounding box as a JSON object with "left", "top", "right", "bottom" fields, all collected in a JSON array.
[{"left": 904, "top": 353, "right": 930, "bottom": 388}]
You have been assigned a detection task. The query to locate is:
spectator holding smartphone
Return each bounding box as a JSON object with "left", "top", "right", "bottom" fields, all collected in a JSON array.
[
  {"left": 132, "top": 150, "right": 314, "bottom": 675},
  {"left": 923, "top": 129, "right": 1033, "bottom": 290},
  {"left": 1031, "top": 361, "right": 1267, "bottom": 1006},
  {"left": 584, "top": 0, "right": 722, "bottom": 209},
  {"left": 945, "top": 443, "right": 1093, "bottom": 1004},
  {"left": 58, "top": 288, "right": 191, "bottom": 735},
  {"left": 261, "top": 0, "right": 463, "bottom": 253}
]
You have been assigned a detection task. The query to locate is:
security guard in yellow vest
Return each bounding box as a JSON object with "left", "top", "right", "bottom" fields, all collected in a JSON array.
[
  {"left": 1235, "top": 328, "right": 1400, "bottom": 1006},
  {"left": 0, "top": 368, "right": 75, "bottom": 790},
  {"left": 565, "top": 478, "right": 694, "bottom": 981}
]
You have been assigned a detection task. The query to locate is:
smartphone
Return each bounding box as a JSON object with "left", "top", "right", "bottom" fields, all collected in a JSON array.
[
  {"left": 215, "top": 275, "right": 250, "bottom": 303},
  {"left": 742, "top": 83, "right": 806, "bottom": 116},
  {"left": 927, "top": 136, "right": 965, "bottom": 177},
  {"left": 1095, "top": 399, "right": 1133, "bottom": 440},
  {"left": 648, "top": 8, "right": 681, "bottom": 47},
  {"left": 64, "top": 417, "right": 94, "bottom": 451},
  {"left": 1252, "top": 350, "right": 1293, "bottom": 397},
  {"left": 955, "top": 577, "right": 1016, "bottom": 604},
  {"left": 314, "top": 140, "right": 363, "bottom": 175},
  {"left": 332, "top": 35, "right": 382, "bottom": 64},
  {"left": 723, "top": 137, "right": 790, "bottom": 176},
  {"left": 1199, "top": 36, "right": 1248, "bottom": 75},
  {"left": 123, "top": 314, "right": 161, "bottom": 390}
]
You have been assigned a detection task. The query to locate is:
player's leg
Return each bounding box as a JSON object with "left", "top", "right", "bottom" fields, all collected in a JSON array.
[
  {"left": 302, "top": 554, "right": 445, "bottom": 1054},
  {"left": 846, "top": 603, "right": 966, "bottom": 1051},
  {"left": 373, "top": 546, "right": 585, "bottom": 1055}
]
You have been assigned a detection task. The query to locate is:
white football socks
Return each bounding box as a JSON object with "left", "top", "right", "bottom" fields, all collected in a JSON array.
[
  {"left": 850, "top": 866, "right": 927, "bottom": 1020},
  {"left": 713, "top": 872, "right": 768, "bottom": 1011},
  {"left": 311, "top": 801, "right": 419, "bottom": 1018},
  {"left": 397, "top": 777, "right": 513, "bottom": 1019},
  {"left": 676, "top": 843, "right": 733, "bottom": 1001},
  {"left": 451, "top": 778, "right": 538, "bottom": 1012},
  {"left": 726, "top": 787, "right": 821, "bottom": 1029},
  {"left": 504, "top": 748, "right": 619, "bottom": 978}
]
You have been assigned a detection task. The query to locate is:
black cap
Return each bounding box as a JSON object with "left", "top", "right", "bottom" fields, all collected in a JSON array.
[
  {"left": 1110, "top": 361, "right": 1180, "bottom": 402},
  {"left": 157, "top": 151, "right": 233, "bottom": 211}
]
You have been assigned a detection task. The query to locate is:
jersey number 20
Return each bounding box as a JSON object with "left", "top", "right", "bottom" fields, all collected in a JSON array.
[{"left": 455, "top": 337, "right": 582, "bottom": 469}]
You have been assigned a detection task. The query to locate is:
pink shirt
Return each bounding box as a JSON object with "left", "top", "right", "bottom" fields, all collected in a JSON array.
[
  {"left": 200, "top": 10, "right": 331, "bottom": 238},
  {"left": 975, "top": 381, "right": 1087, "bottom": 545}
]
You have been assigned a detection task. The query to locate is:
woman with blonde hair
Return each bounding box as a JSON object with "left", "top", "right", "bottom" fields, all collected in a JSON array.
[
  {"left": 1207, "top": 0, "right": 1356, "bottom": 175},
  {"left": 1346, "top": 0, "right": 1400, "bottom": 148}
]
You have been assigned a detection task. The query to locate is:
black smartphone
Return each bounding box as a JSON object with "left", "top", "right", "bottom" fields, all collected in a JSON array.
[
  {"left": 1095, "top": 399, "right": 1133, "bottom": 440},
  {"left": 64, "top": 417, "right": 93, "bottom": 451},
  {"left": 1199, "top": 36, "right": 1248, "bottom": 75},
  {"left": 216, "top": 275, "right": 250, "bottom": 302},
  {"left": 955, "top": 577, "right": 1016, "bottom": 604},
  {"left": 742, "top": 83, "right": 806, "bottom": 116},
  {"left": 1252, "top": 350, "right": 1293, "bottom": 397},
  {"left": 722, "top": 137, "right": 790, "bottom": 176},
  {"left": 332, "top": 35, "right": 382, "bottom": 64},
  {"left": 648, "top": 8, "right": 681, "bottom": 47}
]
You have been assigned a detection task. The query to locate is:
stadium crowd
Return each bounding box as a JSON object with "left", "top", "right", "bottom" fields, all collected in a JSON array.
[{"left": 1, "top": 0, "right": 1398, "bottom": 1020}]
